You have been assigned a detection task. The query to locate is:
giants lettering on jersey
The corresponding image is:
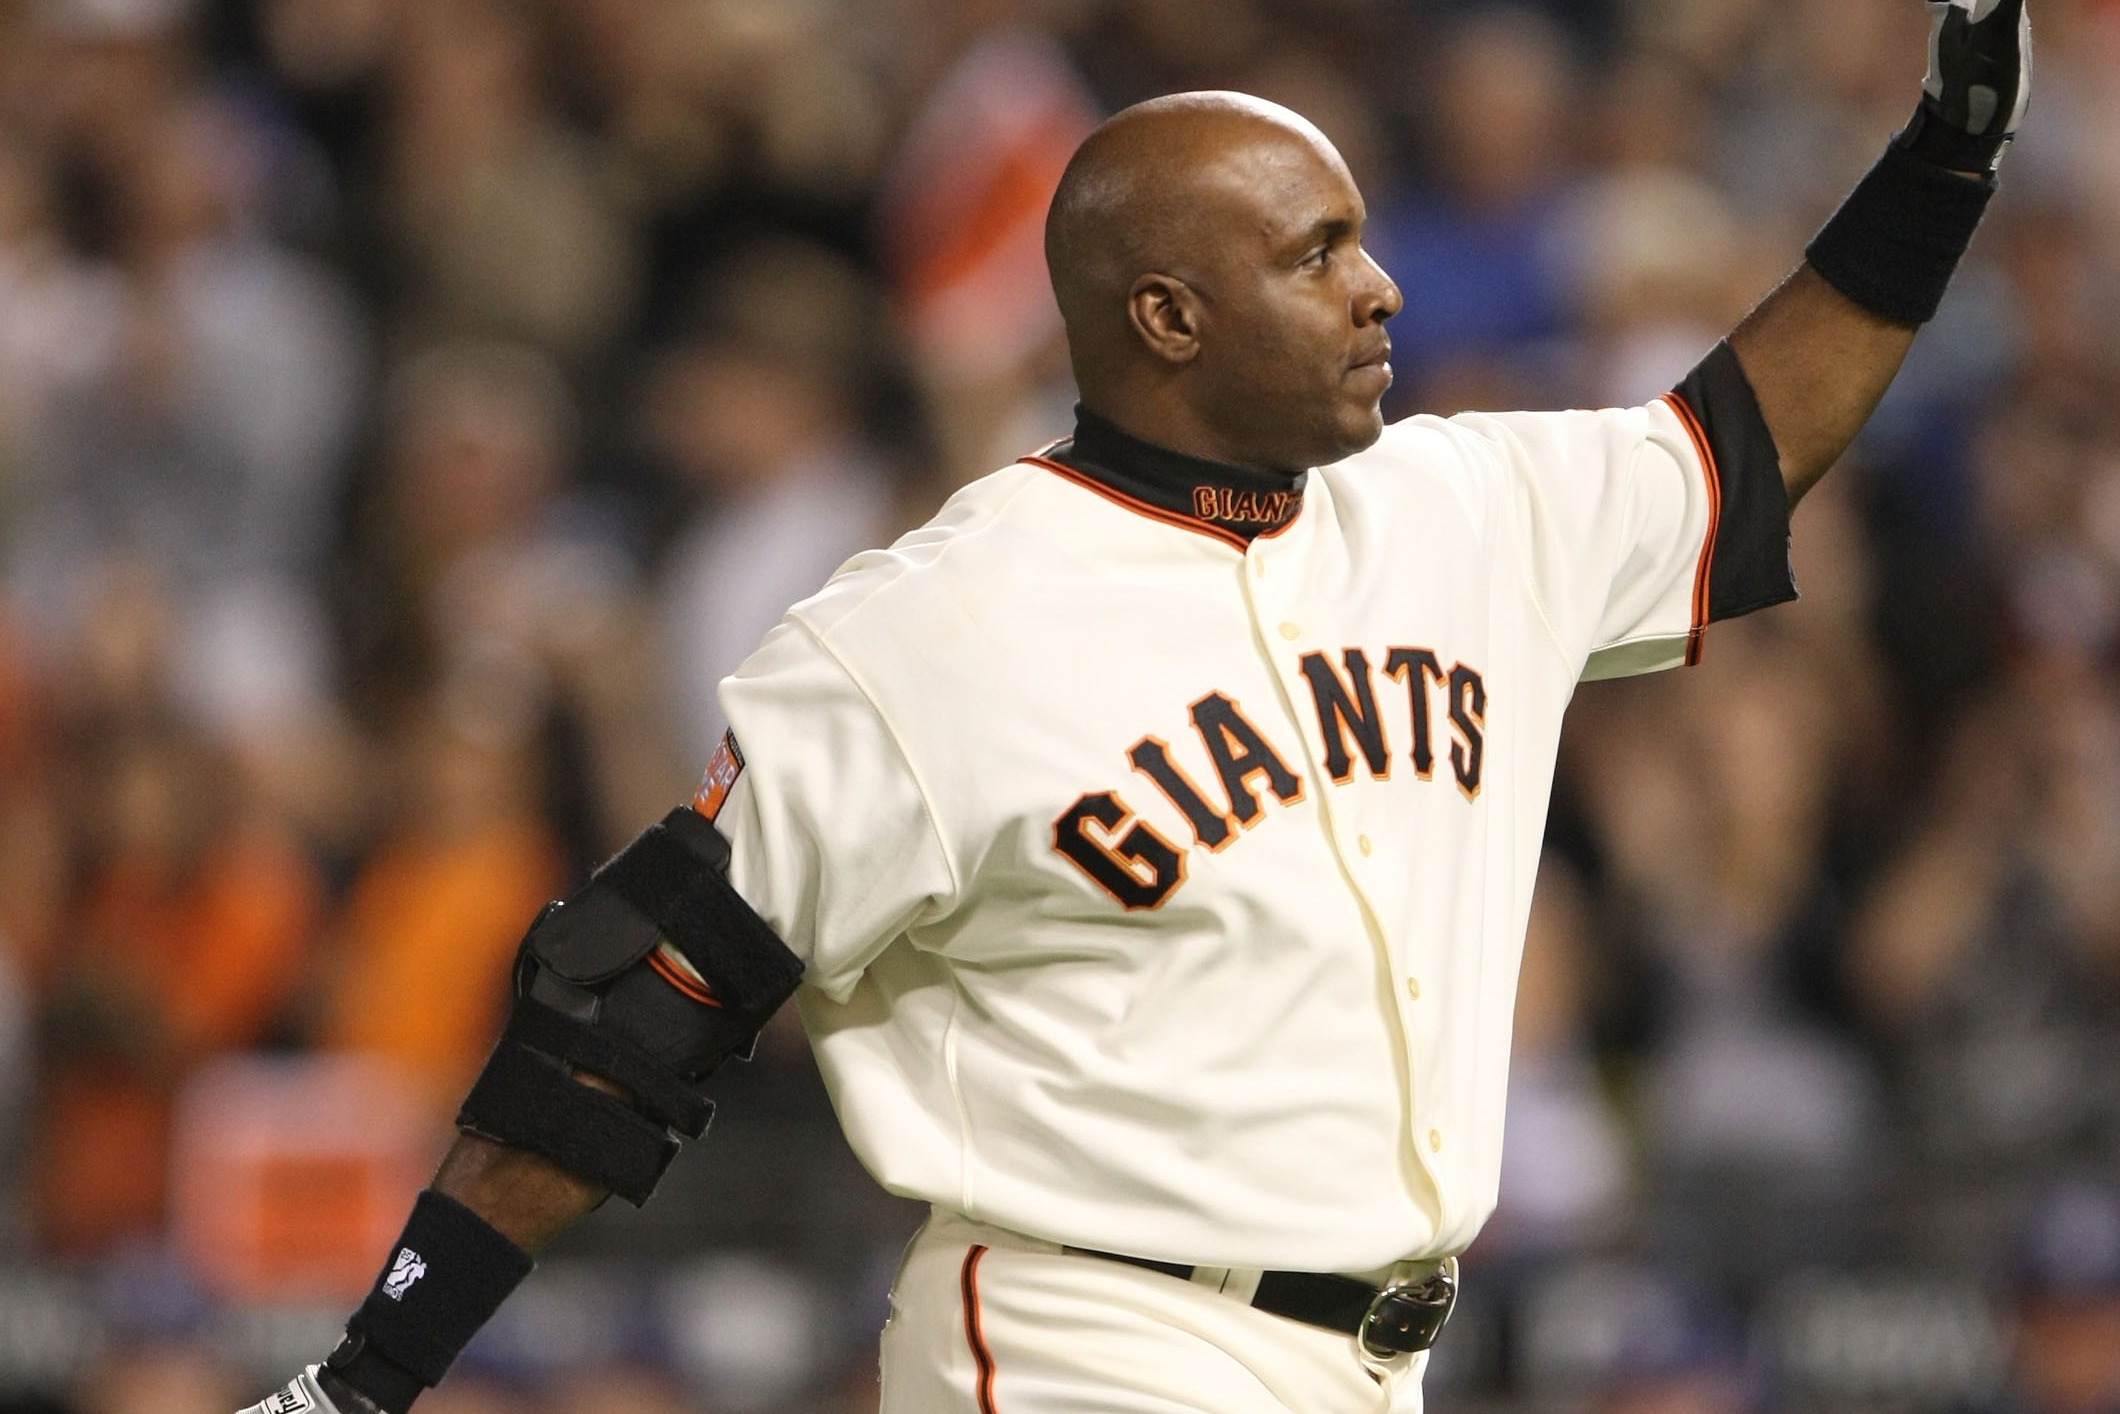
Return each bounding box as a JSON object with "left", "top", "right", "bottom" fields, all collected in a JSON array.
[
  {"left": 1053, "top": 645, "right": 1487, "bottom": 909},
  {"left": 1190, "top": 484, "right": 1301, "bottom": 529}
]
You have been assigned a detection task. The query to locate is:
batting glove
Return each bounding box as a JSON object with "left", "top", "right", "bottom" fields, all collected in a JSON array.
[
  {"left": 1904, "top": 0, "right": 2032, "bottom": 172},
  {"left": 235, "top": 1366, "right": 381, "bottom": 1414}
]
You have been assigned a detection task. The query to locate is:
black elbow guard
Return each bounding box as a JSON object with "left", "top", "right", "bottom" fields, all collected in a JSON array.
[{"left": 457, "top": 807, "right": 804, "bottom": 1205}]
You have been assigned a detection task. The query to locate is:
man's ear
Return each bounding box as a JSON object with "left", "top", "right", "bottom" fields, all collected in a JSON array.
[{"left": 1127, "top": 273, "right": 1205, "bottom": 365}]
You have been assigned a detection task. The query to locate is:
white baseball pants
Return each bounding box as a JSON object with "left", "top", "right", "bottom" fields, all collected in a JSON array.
[{"left": 878, "top": 1209, "right": 1429, "bottom": 1414}]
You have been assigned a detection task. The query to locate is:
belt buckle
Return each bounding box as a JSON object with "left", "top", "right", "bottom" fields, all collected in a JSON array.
[{"left": 1359, "top": 1255, "right": 1458, "bottom": 1357}]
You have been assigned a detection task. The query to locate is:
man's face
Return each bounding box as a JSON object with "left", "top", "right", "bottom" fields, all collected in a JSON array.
[{"left": 1181, "top": 131, "right": 1402, "bottom": 470}]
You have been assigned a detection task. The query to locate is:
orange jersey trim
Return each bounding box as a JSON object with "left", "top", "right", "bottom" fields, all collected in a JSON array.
[
  {"left": 647, "top": 947, "right": 722, "bottom": 1007},
  {"left": 960, "top": 1244, "right": 1000, "bottom": 1413},
  {"left": 1661, "top": 391, "right": 1723, "bottom": 666},
  {"left": 1024, "top": 454, "right": 1288, "bottom": 553}
]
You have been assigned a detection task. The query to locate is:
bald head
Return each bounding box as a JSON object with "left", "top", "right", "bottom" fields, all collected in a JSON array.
[
  {"left": 1041, "top": 91, "right": 1400, "bottom": 472},
  {"left": 1045, "top": 93, "right": 1345, "bottom": 362}
]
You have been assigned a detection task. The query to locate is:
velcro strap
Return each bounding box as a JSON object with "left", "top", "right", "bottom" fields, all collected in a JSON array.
[
  {"left": 456, "top": 1043, "right": 696, "bottom": 1206},
  {"left": 595, "top": 809, "right": 803, "bottom": 1021},
  {"left": 504, "top": 1000, "right": 712, "bottom": 1137}
]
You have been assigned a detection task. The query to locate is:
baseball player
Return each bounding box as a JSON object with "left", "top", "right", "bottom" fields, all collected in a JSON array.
[{"left": 241, "top": 4, "right": 2031, "bottom": 1411}]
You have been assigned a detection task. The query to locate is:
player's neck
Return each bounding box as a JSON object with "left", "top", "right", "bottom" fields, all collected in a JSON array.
[
  {"left": 1071, "top": 405, "right": 1304, "bottom": 487},
  {"left": 1038, "top": 405, "right": 1307, "bottom": 546}
]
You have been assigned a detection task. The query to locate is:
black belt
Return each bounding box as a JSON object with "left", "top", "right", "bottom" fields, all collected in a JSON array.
[{"left": 1063, "top": 1248, "right": 1458, "bottom": 1357}]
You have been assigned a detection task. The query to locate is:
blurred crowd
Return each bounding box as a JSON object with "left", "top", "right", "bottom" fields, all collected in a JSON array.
[{"left": 0, "top": 0, "right": 2116, "bottom": 1410}]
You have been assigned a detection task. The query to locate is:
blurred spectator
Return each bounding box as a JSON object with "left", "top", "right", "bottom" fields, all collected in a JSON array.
[
  {"left": 1511, "top": 1258, "right": 1746, "bottom": 1400},
  {"left": 551, "top": 0, "right": 891, "bottom": 370},
  {"left": 1849, "top": 659, "right": 2120, "bottom": 1167},
  {"left": 2, "top": 79, "right": 363, "bottom": 740},
  {"left": 1097, "top": 0, "right": 1277, "bottom": 96},
  {"left": 0, "top": 605, "right": 56, "bottom": 1247},
  {"left": 1563, "top": 168, "right": 1765, "bottom": 407},
  {"left": 2009, "top": 1179, "right": 2120, "bottom": 1414},
  {"left": 1974, "top": 348, "right": 2120, "bottom": 671},
  {"left": 0, "top": 124, "right": 120, "bottom": 545},
  {"left": 346, "top": 340, "right": 673, "bottom": 850},
  {"left": 875, "top": 24, "right": 1096, "bottom": 487},
  {"left": 644, "top": 315, "right": 894, "bottom": 763},
  {"left": 74, "top": 1343, "right": 241, "bottom": 1414},
  {"left": 0, "top": 877, "right": 34, "bottom": 1253},
  {"left": 381, "top": 0, "right": 635, "bottom": 367},
  {"left": 1487, "top": 854, "right": 1633, "bottom": 1260},
  {"left": 1709, "top": 0, "right": 1927, "bottom": 227},
  {"left": 30, "top": 574, "right": 321, "bottom": 1256},
  {"left": 546, "top": 1368, "right": 703, "bottom": 1414},
  {"left": 557, "top": 0, "right": 889, "bottom": 223},
  {"left": 1370, "top": 7, "right": 1581, "bottom": 413},
  {"left": 663, "top": 1253, "right": 825, "bottom": 1413},
  {"left": 1592, "top": 1378, "right": 1750, "bottom": 1414},
  {"left": 318, "top": 698, "right": 561, "bottom": 1113},
  {"left": 1558, "top": 38, "right": 1778, "bottom": 406},
  {"left": 401, "top": 1380, "right": 523, "bottom": 1414},
  {"left": 1567, "top": 622, "right": 1885, "bottom": 1284}
]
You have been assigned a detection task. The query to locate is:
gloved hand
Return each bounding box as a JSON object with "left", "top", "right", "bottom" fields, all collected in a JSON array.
[
  {"left": 1904, "top": 0, "right": 2032, "bottom": 171},
  {"left": 235, "top": 1365, "right": 384, "bottom": 1414}
]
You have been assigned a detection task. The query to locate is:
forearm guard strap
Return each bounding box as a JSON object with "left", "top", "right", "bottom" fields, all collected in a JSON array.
[
  {"left": 456, "top": 1014, "right": 699, "bottom": 1205},
  {"left": 533, "top": 807, "right": 804, "bottom": 1026},
  {"left": 457, "top": 807, "right": 805, "bottom": 1205},
  {"left": 1805, "top": 135, "right": 1996, "bottom": 327}
]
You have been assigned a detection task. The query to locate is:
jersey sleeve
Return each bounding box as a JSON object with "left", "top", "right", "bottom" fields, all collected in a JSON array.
[
  {"left": 706, "top": 617, "right": 959, "bottom": 1002},
  {"left": 1457, "top": 341, "right": 1796, "bottom": 680}
]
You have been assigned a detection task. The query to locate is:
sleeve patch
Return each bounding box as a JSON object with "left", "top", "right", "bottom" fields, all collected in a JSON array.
[{"left": 692, "top": 730, "right": 746, "bottom": 821}]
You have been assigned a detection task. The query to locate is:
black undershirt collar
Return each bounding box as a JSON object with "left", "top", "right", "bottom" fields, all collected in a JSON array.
[{"left": 1034, "top": 405, "right": 1308, "bottom": 548}]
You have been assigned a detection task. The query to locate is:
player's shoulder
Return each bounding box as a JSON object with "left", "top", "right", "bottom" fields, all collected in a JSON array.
[
  {"left": 1358, "top": 410, "right": 1483, "bottom": 461},
  {"left": 1332, "top": 402, "right": 1678, "bottom": 489},
  {"left": 1431, "top": 401, "right": 1675, "bottom": 464},
  {"left": 779, "top": 458, "right": 1056, "bottom": 643},
  {"left": 1317, "top": 411, "right": 1499, "bottom": 501}
]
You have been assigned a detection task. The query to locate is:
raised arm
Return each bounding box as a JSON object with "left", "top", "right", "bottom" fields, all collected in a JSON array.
[
  {"left": 1729, "top": 267, "right": 1922, "bottom": 508},
  {"left": 1729, "top": 0, "right": 2031, "bottom": 507}
]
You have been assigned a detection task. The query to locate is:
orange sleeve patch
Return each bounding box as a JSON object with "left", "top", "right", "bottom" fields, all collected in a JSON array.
[{"left": 691, "top": 730, "right": 746, "bottom": 821}]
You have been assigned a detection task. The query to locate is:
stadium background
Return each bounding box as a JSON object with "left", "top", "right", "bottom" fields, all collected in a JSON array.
[{"left": 0, "top": 0, "right": 2116, "bottom": 1409}]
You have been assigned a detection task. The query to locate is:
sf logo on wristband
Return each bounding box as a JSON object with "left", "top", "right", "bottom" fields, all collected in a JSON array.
[{"left": 383, "top": 1246, "right": 428, "bottom": 1300}]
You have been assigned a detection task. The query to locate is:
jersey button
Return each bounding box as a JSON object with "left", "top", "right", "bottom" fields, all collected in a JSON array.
[
  {"left": 1405, "top": 976, "right": 1421, "bottom": 1001},
  {"left": 1278, "top": 621, "right": 1300, "bottom": 641},
  {"left": 1357, "top": 834, "right": 1373, "bottom": 856},
  {"left": 1428, "top": 1128, "right": 1444, "bottom": 1153}
]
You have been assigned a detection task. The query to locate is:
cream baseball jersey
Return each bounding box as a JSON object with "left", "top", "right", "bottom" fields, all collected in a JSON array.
[{"left": 696, "top": 343, "right": 1791, "bottom": 1275}]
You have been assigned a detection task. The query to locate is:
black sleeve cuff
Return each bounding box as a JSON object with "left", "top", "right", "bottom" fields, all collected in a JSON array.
[{"left": 1670, "top": 342, "right": 1798, "bottom": 626}]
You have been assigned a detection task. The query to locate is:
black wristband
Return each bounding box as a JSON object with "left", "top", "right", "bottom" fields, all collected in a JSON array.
[
  {"left": 339, "top": 1190, "right": 535, "bottom": 1396},
  {"left": 1804, "top": 135, "right": 1996, "bottom": 327}
]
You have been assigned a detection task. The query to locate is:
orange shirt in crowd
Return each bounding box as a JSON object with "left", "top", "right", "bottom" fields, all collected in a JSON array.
[
  {"left": 33, "top": 823, "right": 321, "bottom": 1255},
  {"left": 321, "top": 816, "right": 562, "bottom": 1113}
]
